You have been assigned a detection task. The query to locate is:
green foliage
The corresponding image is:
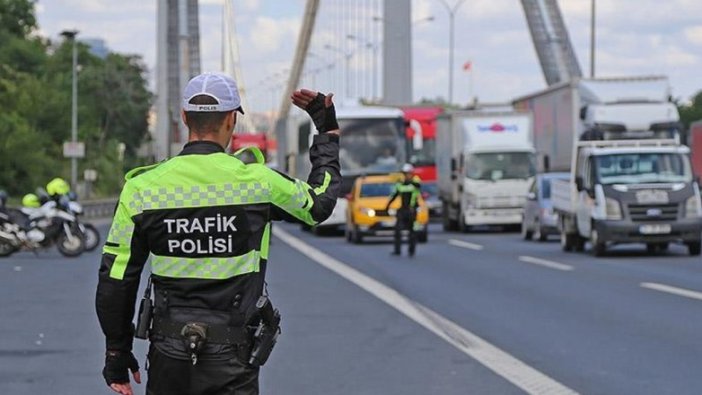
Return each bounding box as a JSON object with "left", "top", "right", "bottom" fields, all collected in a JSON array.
[
  {"left": 678, "top": 91, "right": 702, "bottom": 130},
  {"left": 0, "top": 0, "right": 152, "bottom": 197},
  {"left": 0, "top": 0, "right": 36, "bottom": 38}
]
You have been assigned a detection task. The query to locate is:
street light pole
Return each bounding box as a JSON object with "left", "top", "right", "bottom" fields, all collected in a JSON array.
[
  {"left": 61, "top": 30, "right": 79, "bottom": 189},
  {"left": 437, "top": 0, "right": 467, "bottom": 104},
  {"left": 347, "top": 34, "right": 379, "bottom": 101},
  {"left": 590, "top": 0, "right": 596, "bottom": 78},
  {"left": 324, "top": 44, "right": 353, "bottom": 98}
]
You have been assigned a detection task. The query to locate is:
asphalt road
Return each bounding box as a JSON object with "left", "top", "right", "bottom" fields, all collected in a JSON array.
[{"left": 1, "top": 221, "right": 701, "bottom": 394}]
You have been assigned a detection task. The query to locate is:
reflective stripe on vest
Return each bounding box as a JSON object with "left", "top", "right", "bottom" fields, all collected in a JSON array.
[{"left": 151, "top": 249, "right": 261, "bottom": 279}]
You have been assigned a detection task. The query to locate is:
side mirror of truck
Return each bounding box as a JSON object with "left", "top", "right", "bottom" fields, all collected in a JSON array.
[
  {"left": 575, "top": 176, "right": 584, "bottom": 192},
  {"left": 579, "top": 106, "right": 588, "bottom": 120}
]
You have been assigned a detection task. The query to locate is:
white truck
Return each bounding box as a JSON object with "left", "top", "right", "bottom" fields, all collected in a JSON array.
[
  {"left": 437, "top": 111, "right": 536, "bottom": 231},
  {"left": 514, "top": 76, "right": 702, "bottom": 256}
]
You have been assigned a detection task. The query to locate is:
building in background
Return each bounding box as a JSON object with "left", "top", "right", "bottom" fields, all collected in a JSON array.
[{"left": 81, "top": 38, "right": 109, "bottom": 59}]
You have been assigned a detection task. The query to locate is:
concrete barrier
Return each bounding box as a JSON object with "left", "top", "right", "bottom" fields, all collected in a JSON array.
[{"left": 82, "top": 198, "right": 118, "bottom": 219}]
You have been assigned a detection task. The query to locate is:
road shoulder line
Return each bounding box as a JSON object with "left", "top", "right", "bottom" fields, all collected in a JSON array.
[
  {"left": 275, "top": 227, "right": 577, "bottom": 395},
  {"left": 519, "top": 256, "right": 574, "bottom": 272},
  {"left": 641, "top": 282, "right": 702, "bottom": 301},
  {"left": 448, "top": 239, "right": 484, "bottom": 251}
]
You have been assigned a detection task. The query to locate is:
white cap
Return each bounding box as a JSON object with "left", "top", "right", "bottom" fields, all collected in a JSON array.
[
  {"left": 402, "top": 163, "right": 414, "bottom": 173},
  {"left": 182, "top": 72, "right": 244, "bottom": 113}
]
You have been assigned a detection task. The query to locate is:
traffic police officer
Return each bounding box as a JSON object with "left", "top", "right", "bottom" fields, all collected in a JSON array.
[
  {"left": 386, "top": 164, "right": 421, "bottom": 257},
  {"left": 96, "top": 72, "right": 341, "bottom": 395}
]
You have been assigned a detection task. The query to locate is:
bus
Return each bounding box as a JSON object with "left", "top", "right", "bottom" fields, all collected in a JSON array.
[
  {"left": 296, "top": 103, "right": 406, "bottom": 233},
  {"left": 402, "top": 106, "right": 443, "bottom": 216},
  {"left": 402, "top": 106, "right": 443, "bottom": 182}
]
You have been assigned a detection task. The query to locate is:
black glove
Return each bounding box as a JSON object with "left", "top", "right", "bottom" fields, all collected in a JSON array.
[
  {"left": 102, "top": 350, "right": 139, "bottom": 386},
  {"left": 304, "top": 92, "right": 339, "bottom": 133}
]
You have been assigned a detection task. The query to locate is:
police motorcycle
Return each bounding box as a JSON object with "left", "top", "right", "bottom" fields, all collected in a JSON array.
[
  {"left": 0, "top": 190, "right": 24, "bottom": 257},
  {"left": 63, "top": 191, "right": 100, "bottom": 251},
  {"left": 0, "top": 190, "right": 86, "bottom": 257}
]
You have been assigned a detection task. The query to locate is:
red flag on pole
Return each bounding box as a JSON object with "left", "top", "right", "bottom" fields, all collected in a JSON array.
[{"left": 463, "top": 61, "right": 472, "bottom": 72}]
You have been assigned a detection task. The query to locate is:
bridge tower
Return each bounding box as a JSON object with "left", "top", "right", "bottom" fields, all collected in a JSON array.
[
  {"left": 521, "top": 0, "right": 582, "bottom": 85},
  {"left": 155, "top": 0, "right": 201, "bottom": 160}
]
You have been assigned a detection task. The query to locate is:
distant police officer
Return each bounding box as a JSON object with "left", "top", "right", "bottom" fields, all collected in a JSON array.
[
  {"left": 96, "top": 72, "right": 341, "bottom": 395},
  {"left": 386, "top": 164, "right": 421, "bottom": 257}
]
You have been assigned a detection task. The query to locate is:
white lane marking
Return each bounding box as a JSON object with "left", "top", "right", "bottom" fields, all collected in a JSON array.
[
  {"left": 519, "top": 256, "right": 574, "bottom": 272},
  {"left": 275, "top": 227, "right": 577, "bottom": 395},
  {"left": 641, "top": 282, "right": 702, "bottom": 301},
  {"left": 448, "top": 239, "right": 484, "bottom": 251}
]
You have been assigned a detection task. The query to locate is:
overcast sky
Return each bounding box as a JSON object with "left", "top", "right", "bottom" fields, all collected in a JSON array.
[{"left": 36, "top": 0, "right": 702, "bottom": 115}]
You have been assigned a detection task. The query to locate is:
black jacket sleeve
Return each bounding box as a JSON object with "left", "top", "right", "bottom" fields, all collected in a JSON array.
[
  {"left": 95, "top": 189, "right": 150, "bottom": 351},
  {"left": 270, "top": 133, "right": 341, "bottom": 225}
]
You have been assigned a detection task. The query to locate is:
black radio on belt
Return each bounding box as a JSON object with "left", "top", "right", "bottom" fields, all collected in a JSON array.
[
  {"left": 135, "top": 277, "right": 153, "bottom": 340},
  {"left": 248, "top": 296, "right": 281, "bottom": 367}
]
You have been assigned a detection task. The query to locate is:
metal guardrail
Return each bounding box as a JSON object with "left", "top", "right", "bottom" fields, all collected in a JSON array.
[{"left": 82, "top": 198, "right": 118, "bottom": 219}]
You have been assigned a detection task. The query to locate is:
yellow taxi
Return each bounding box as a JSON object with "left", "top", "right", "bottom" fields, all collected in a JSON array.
[{"left": 345, "top": 173, "right": 429, "bottom": 244}]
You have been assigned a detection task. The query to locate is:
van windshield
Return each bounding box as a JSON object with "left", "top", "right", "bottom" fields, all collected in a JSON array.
[
  {"left": 595, "top": 153, "right": 692, "bottom": 185},
  {"left": 465, "top": 152, "right": 536, "bottom": 180}
]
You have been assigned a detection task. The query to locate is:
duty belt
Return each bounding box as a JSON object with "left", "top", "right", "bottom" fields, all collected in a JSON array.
[{"left": 151, "top": 316, "right": 250, "bottom": 345}]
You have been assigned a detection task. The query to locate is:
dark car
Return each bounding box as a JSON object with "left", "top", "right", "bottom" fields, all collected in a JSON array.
[
  {"left": 521, "top": 172, "right": 569, "bottom": 241},
  {"left": 420, "top": 182, "right": 442, "bottom": 218}
]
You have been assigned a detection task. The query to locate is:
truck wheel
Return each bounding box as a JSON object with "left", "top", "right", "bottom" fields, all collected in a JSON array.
[
  {"left": 574, "top": 236, "right": 586, "bottom": 252},
  {"left": 456, "top": 202, "right": 472, "bottom": 233},
  {"left": 442, "top": 202, "right": 457, "bottom": 231},
  {"left": 534, "top": 219, "right": 547, "bottom": 242},
  {"left": 458, "top": 218, "right": 470, "bottom": 233},
  {"left": 521, "top": 219, "right": 533, "bottom": 240},
  {"left": 687, "top": 241, "right": 701, "bottom": 256},
  {"left": 560, "top": 231, "right": 573, "bottom": 252},
  {"left": 590, "top": 229, "right": 606, "bottom": 257}
]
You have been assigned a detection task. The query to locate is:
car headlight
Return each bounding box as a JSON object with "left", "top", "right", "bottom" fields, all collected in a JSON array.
[
  {"left": 359, "top": 207, "right": 376, "bottom": 217},
  {"left": 605, "top": 197, "right": 622, "bottom": 220},
  {"left": 685, "top": 196, "right": 702, "bottom": 218},
  {"left": 388, "top": 208, "right": 397, "bottom": 216}
]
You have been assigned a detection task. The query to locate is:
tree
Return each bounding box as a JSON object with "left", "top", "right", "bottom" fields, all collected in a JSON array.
[
  {"left": 679, "top": 91, "right": 702, "bottom": 129},
  {"left": 0, "top": 0, "right": 153, "bottom": 196},
  {"left": 0, "top": 0, "right": 36, "bottom": 38}
]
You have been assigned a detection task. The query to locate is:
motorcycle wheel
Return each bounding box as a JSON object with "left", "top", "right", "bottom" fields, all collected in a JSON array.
[
  {"left": 56, "top": 227, "right": 85, "bottom": 257},
  {"left": 0, "top": 240, "right": 17, "bottom": 257},
  {"left": 82, "top": 223, "right": 101, "bottom": 252}
]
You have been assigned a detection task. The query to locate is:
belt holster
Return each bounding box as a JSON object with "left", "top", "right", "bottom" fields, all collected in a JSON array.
[{"left": 180, "top": 322, "right": 208, "bottom": 365}]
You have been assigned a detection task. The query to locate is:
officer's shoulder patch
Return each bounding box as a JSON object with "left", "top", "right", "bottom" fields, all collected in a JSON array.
[
  {"left": 412, "top": 175, "right": 422, "bottom": 182},
  {"left": 125, "top": 162, "right": 162, "bottom": 181}
]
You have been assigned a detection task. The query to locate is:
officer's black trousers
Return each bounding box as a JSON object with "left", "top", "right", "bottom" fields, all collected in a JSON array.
[
  {"left": 146, "top": 345, "right": 259, "bottom": 395},
  {"left": 394, "top": 210, "right": 416, "bottom": 256}
]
